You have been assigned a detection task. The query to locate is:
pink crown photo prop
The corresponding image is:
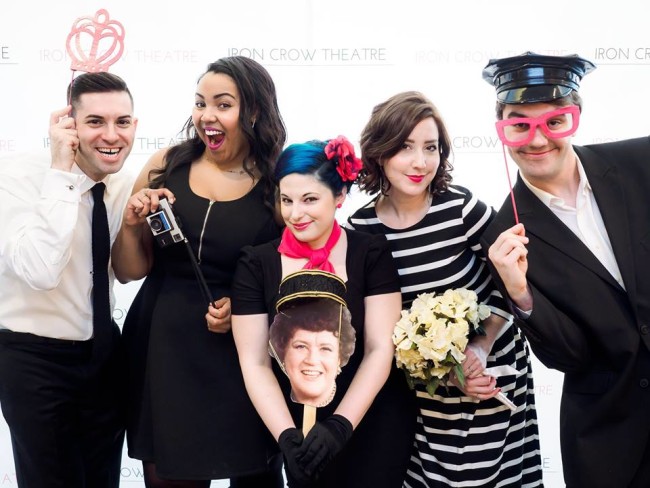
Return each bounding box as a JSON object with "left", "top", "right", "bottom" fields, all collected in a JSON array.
[{"left": 66, "top": 9, "right": 125, "bottom": 73}]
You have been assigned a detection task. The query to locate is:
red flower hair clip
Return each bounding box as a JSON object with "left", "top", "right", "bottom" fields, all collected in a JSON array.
[{"left": 324, "top": 135, "right": 363, "bottom": 183}]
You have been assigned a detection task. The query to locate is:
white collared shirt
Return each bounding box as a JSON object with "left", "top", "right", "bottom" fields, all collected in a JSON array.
[
  {"left": 0, "top": 150, "right": 135, "bottom": 340},
  {"left": 521, "top": 159, "right": 624, "bottom": 289}
]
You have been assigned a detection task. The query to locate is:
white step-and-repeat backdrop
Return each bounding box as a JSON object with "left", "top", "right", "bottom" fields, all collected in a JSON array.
[{"left": 1, "top": 1, "right": 648, "bottom": 486}]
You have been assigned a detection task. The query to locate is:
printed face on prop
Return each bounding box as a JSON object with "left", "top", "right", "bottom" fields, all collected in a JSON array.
[{"left": 269, "top": 271, "right": 355, "bottom": 408}]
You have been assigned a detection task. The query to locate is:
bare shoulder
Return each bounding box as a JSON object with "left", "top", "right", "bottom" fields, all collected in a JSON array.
[{"left": 132, "top": 147, "right": 171, "bottom": 193}]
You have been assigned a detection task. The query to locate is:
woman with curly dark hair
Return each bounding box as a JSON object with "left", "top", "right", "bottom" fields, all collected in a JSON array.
[{"left": 112, "top": 56, "right": 286, "bottom": 487}]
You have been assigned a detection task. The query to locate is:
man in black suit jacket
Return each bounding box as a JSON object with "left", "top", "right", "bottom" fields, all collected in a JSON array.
[{"left": 480, "top": 52, "right": 650, "bottom": 487}]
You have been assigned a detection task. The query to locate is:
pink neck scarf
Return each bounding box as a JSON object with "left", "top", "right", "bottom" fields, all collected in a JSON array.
[{"left": 278, "top": 224, "right": 342, "bottom": 273}]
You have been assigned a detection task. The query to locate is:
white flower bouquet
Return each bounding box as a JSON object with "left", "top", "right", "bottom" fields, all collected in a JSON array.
[{"left": 393, "top": 288, "right": 491, "bottom": 397}]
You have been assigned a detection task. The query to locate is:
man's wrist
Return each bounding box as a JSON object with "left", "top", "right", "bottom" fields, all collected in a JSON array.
[
  {"left": 507, "top": 284, "right": 533, "bottom": 317},
  {"left": 509, "top": 284, "right": 533, "bottom": 311}
]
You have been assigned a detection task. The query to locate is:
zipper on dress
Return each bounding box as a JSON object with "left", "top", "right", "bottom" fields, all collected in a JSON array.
[{"left": 197, "top": 200, "right": 214, "bottom": 264}]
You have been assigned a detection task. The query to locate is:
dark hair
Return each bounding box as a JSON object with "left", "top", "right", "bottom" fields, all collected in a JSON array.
[
  {"left": 495, "top": 90, "right": 584, "bottom": 119},
  {"left": 359, "top": 91, "right": 453, "bottom": 197},
  {"left": 275, "top": 139, "right": 354, "bottom": 198},
  {"left": 270, "top": 299, "right": 355, "bottom": 367},
  {"left": 148, "top": 56, "right": 287, "bottom": 207},
  {"left": 67, "top": 72, "right": 133, "bottom": 115}
]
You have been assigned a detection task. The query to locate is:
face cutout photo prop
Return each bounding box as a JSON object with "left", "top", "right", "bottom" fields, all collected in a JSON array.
[{"left": 269, "top": 270, "right": 356, "bottom": 434}]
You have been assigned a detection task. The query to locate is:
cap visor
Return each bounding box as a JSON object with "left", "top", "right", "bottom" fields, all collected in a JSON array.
[{"left": 498, "top": 85, "right": 573, "bottom": 104}]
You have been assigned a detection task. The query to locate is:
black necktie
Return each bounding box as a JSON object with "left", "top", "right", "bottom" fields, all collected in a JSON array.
[{"left": 91, "top": 183, "right": 111, "bottom": 349}]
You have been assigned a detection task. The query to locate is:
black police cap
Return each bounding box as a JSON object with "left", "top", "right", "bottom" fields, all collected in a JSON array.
[{"left": 482, "top": 51, "right": 596, "bottom": 104}]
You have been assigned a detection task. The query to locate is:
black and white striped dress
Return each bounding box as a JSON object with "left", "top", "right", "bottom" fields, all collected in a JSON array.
[{"left": 348, "top": 186, "right": 543, "bottom": 488}]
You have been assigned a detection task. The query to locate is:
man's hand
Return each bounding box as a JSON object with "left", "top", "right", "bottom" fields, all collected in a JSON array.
[
  {"left": 49, "top": 106, "right": 78, "bottom": 172},
  {"left": 488, "top": 223, "right": 533, "bottom": 310}
]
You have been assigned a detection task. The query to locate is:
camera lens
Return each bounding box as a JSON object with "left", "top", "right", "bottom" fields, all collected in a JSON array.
[{"left": 149, "top": 217, "right": 164, "bottom": 232}]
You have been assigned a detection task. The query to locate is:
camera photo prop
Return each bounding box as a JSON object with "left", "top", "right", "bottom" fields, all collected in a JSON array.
[
  {"left": 146, "top": 198, "right": 185, "bottom": 248},
  {"left": 66, "top": 9, "right": 125, "bottom": 74},
  {"left": 269, "top": 270, "right": 355, "bottom": 435},
  {"left": 146, "top": 198, "right": 214, "bottom": 307}
]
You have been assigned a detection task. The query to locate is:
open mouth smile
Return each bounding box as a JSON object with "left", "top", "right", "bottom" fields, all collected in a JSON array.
[{"left": 204, "top": 127, "right": 225, "bottom": 150}]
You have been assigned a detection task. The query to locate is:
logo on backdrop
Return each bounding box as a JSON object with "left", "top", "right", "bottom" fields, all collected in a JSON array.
[
  {"left": 415, "top": 48, "right": 571, "bottom": 65},
  {"left": 0, "top": 44, "right": 17, "bottom": 153},
  {"left": 452, "top": 133, "right": 501, "bottom": 153},
  {"left": 227, "top": 47, "right": 388, "bottom": 65},
  {"left": 593, "top": 47, "right": 650, "bottom": 63},
  {"left": 39, "top": 49, "right": 199, "bottom": 65},
  {"left": 534, "top": 383, "right": 555, "bottom": 397},
  {"left": 541, "top": 456, "right": 560, "bottom": 476},
  {"left": 0, "top": 471, "right": 17, "bottom": 484},
  {"left": 120, "top": 464, "right": 145, "bottom": 481},
  {"left": 42, "top": 134, "right": 187, "bottom": 154},
  {"left": 132, "top": 135, "right": 188, "bottom": 155},
  {"left": 0, "top": 45, "right": 11, "bottom": 63},
  {"left": 415, "top": 46, "right": 650, "bottom": 66},
  {"left": 590, "top": 136, "right": 622, "bottom": 144},
  {"left": 0, "top": 138, "right": 16, "bottom": 153}
]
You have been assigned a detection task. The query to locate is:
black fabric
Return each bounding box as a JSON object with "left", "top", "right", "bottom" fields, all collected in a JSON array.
[
  {"left": 91, "top": 182, "right": 111, "bottom": 356},
  {"left": 482, "top": 51, "right": 596, "bottom": 103},
  {"left": 122, "top": 163, "right": 282, "bottom": 480},
  {"left": 232, "top": 230, "right": 418, "bottom": 488},
  {"left": 298, "top": 414, "right": 353, "bottom": 478},
  {"left": 0, "top": 328, "right": 124, "bottom": 488},
  {"left": 480, "top": 137, "right": 650, "bottom": 487}
]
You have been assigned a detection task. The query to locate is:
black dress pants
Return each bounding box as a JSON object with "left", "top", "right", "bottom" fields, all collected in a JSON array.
[{"left": 0, "top": 326, "right": 125, "bottom": 488}]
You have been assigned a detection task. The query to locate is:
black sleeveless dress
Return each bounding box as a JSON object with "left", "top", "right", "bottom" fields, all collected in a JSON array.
[{"left": 122, "top": 162, "right": 281, "bottom": 480}]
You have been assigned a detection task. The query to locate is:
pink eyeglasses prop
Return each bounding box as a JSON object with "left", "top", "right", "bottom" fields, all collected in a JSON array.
[
  {"left": 495, "top": 105, "right": 580, "bottom": 223},
  {"left": 496, "top": 106, "right": 580, "bottom": 147}
]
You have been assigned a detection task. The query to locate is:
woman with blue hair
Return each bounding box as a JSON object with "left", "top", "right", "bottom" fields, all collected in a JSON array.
[{"left": 231, "top": 137, "right": 416, "bottom": 487}]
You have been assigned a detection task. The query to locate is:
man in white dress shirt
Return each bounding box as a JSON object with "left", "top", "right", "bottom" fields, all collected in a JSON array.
[
  {"left": 480, "top": 52, "right": 650, "bottom": 488},
  {"left": 0, "top": 72, "right": 137, "bottom": 487}
]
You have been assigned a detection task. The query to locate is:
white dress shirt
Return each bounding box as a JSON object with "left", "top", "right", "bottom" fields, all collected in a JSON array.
[
  {"left": 0, "top": 150, "right": 135, "bottom": 340},
  {"left": 521, "top": 158, "right": 624, "bottom": 289}
]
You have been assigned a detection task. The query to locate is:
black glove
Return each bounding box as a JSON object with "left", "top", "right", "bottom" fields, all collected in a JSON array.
[
  {"left": 278, "top": 427, "right": 311, "bottom": 486},
  {"left": 297, "top": 414, "right": 353, "bottom": 478}
]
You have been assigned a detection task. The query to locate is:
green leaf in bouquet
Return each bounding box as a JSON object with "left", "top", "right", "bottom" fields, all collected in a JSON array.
[
  {"left": 454, "top": 363, "right": 466, "bottom": 387},
  {"left": 426, "top": 378, "right": 440, "bottom": 397},
  {"left": 404, "top": 370, "right": 416, "bottom": 390}
]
